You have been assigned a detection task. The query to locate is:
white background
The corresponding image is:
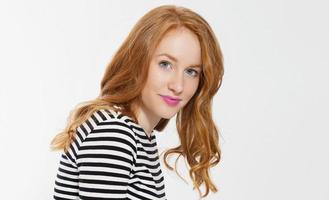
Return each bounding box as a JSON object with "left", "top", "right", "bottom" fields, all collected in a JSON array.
[{"left": 0, "top": 0, "right": 328, "bottom": 199}]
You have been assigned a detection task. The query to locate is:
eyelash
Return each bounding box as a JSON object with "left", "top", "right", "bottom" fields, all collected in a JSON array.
[{"left": 159, "top": 60, "right": 199, "bottom": 77}]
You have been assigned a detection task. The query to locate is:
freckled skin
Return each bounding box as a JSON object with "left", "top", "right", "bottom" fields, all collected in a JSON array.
[{"left": 140, "top": 27, "right": 201, "bottom": 121}]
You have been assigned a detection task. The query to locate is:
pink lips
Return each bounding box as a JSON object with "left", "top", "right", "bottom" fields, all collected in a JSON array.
[{"left": 160, "top": 95, "right": 181, "bottom": 106}]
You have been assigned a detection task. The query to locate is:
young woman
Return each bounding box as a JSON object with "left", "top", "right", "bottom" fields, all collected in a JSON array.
[{"left": 51, "top": 5, "right": 224, "bottom": 200}]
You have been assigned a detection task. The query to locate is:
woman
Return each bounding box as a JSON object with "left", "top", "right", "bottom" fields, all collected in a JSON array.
[{"left": 51, "top": 4, "right": 224, "bottom": 200}]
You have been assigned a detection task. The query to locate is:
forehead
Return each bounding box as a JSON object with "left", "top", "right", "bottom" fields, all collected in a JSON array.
[{"left": 153, "top": 27, "right": 202, "bottom": 66}]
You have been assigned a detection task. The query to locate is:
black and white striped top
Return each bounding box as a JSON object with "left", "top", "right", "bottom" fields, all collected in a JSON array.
[{"left": 53, "top": 108, "right": 166, "bottom": 200}]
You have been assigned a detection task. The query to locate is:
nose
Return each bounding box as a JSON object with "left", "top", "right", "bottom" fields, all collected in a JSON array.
[{"left": 168, "top": 71, "right": 184, "bottom": 94}]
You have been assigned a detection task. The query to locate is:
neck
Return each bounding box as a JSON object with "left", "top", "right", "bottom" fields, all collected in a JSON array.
[{"left": 133, "top": 103, "right": 161, "bottom": 137}]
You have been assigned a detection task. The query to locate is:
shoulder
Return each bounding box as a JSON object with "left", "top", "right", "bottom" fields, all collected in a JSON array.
[
  {"left": 74, "top": 109, "right": 135, "bottom": 139},
  {"left": 74, "top": 109, "right": 138, "bottom": 167},
  {"left": 64, "top": 108, "right": 139, "bottom": 166}
]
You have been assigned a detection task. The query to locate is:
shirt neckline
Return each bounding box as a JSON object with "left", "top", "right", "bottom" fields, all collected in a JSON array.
[
  {"left": 107, "top": 107, "right": 154, "bottom": 141},
  {"left": 124, "top": 114, "right": 154, "bottom": 140}
]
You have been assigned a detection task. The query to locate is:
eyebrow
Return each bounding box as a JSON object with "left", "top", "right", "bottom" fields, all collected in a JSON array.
[{"left": 157, "top": 53, "right": 202, "bottom": 68}]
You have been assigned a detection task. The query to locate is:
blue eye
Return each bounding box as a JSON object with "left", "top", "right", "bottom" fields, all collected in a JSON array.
[
  {"left": 159, "top": 61, "right": 172, "bottom": 69},
  {"left": 186, "top": 68, "right": 199, "bottom": 77}
]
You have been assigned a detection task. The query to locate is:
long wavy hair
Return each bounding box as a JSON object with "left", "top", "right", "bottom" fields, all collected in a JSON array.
[{"left": 50, "top": 5, "right": 224, "bottom": 198}]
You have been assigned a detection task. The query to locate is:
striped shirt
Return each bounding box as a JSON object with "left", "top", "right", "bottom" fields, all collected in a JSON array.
[{"left": 53, "top": 108, "right": 166, "bottom": 200}]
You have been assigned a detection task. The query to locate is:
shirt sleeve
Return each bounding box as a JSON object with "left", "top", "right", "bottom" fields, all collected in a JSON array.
[
  {"left": 53, "top": 152, "right": 79, "bottom": 200},
  {"left": 53, "top": 113, "right": 137, "bottom": 200}
]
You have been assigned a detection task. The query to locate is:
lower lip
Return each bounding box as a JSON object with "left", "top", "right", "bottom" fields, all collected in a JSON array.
[{"left": 160, "top": 95, "right": 180, "bottom": 106}]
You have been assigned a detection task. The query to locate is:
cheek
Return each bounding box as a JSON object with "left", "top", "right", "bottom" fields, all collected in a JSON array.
[
  {"left": 147, "top": 64, "right": 167, "bottom": 89},
  {"left": 184, "top": 79, "right": 200, "bottom": 98}
]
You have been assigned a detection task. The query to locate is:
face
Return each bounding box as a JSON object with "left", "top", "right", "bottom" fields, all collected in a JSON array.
[{"left": 140, "top": 27, "right": 202, "bottom": 120}]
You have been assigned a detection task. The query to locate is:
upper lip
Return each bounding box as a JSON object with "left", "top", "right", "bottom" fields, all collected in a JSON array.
[{"left": 160, "top": 95, "right": 182, "bottom": 101}]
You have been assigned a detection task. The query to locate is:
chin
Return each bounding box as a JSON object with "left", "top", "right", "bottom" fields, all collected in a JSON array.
[
  {"left": 157, "top": 107, "right": 179, "bottom": 119},
  {"left": 160, "top": 113, "right": 174, "bottom": 119}
]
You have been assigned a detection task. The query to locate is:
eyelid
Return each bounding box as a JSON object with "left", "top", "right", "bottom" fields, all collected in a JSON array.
[
  {"left": 186, "top": 68, "right": 199, "bottom": 77},
  {"left": 187, "top": 67, "right": 200, "bottom": 74},
  {"left": 160, "top": 55, "right": 177, "bottom": 64},
  {"left": 161, "top": 60, "right": 171, "bottom": 65},
  {"left": 159, "top": 60, "right": 172, "bottom": 68}
]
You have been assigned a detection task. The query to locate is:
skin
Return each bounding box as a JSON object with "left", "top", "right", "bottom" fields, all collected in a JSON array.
[{"left": 136, "top": 27, "right": 202, "bottom": 137}]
